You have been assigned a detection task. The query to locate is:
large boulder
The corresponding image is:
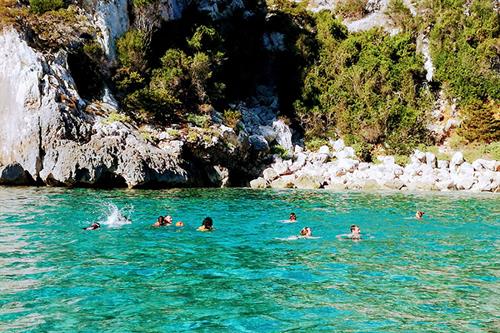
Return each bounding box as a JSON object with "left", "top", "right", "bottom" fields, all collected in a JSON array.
[
  {"left": 262, "top": 167, "right": 278, "bottom": 182},
  {"left": 250, "top": 177, "right": 267, "bottom": 189},
  {"left": 0, "top": 163, "right": 34, "bottom": 185},
  {"left": 450, "top": 151, "right": 464, "bottom": 169},
  {"left": 294, "top": 174, "right": 322, "bottom": 189},
  {"left": 290, "top": 153, "right": 307, "bottom": 172}
]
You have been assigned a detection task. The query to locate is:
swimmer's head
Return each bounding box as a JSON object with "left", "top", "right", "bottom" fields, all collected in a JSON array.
[
  {"left": 300, "top": 227, "right": 312, "bottom": 237},
  {"left": 176, "top": 221, "right": 184, "bottom": 227},
  {"left": 202, "top": 217, "right": 213, "bottom": 230},
  {"left": 290, "top": 213, "right": 297, "bottom": 221},
  {"left": 350, "top": 224, "right": 360, "bottom": 234},
  {"left": 157, "top": 216, "right": 164, "bottom": 223},
  {"left": 164, "top": 215, "right": 173, "bottom": 224},
  {"left": 416, "top": 211, "right": 425, "bottom": 219}
]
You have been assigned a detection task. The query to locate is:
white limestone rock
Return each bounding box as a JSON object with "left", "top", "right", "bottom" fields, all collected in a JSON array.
[
  {"left": 450, "top": 152, "right": 465, "bottom": 169},
  {"left": 263, "top": 167, "right": 278, "bottom": 182},
  {"left": 250, "top": 177, "right": 267, "bottom": 189}
]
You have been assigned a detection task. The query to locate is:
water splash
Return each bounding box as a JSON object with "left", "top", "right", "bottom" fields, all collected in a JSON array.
[{"left": 99, "top": 203, "right": 132, "bottom": 228}]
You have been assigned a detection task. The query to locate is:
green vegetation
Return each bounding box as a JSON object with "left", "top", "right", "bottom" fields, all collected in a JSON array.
[
  {"left": 394, "top": 154, "right": 410, "bottom": 166},
  {"left": 305, "top": 137, "right": 329, "bottom": 152},
  {"left": 187, "top": 114, "right": 211, "bottom": 128},
  {"left": 294, "top": 10, "right": 432, "bottom": 155},
  {"left": 114, "top": 25, "right": 225, "bottom": 123},
  {"left": 223, "top": 109, "right": 242, "bottom": 129},
  {"left": 426, "top": 0, "right": 499, "bottom": 143},
  {"left": 271, "top": 145, "right": 292, "bottom": 160},
  {"left": 29, "top": 0, "right": 64, "bottom": 14},
  {"left": 7, "top": 0, "right": 494, "bottom": 160},
  {"left": 103, "top": 112, "right": 132, "bottom": 125},
  {"left": 335, "top": 0, "right": 368, "bottom": 19}
]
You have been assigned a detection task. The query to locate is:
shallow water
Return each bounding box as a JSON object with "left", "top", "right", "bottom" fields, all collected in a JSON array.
[{"left": 0, "top": 187, "right": 498, "bottom": 332}]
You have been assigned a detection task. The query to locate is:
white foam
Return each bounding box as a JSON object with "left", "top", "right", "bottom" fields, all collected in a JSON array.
[{"left": 100, "top": 203, "right": 132, "bottom": 228}]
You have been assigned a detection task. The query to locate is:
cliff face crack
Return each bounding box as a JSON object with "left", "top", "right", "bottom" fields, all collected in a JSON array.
[{"left": 36, "top": 114, "right": 45, "bottom": 183}]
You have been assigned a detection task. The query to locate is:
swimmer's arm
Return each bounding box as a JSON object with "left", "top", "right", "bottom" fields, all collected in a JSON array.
[{"left": 336, "top": 233, "right": 352, "bottom": 240}]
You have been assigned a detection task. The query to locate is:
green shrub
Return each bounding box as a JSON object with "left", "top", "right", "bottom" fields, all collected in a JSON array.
[
  {"left": 295, "top": 11, "right": 432, "bottom": 155},
  {"left": 29, "top": 0, "right": 64, "bottom": 14},
  {"left": 428, "top": 0, "right": 500, "bottom": 142},
  {"left": 116, "top": 29, "right": 148, "bottom": 72},
  {"left": 271, "top": 144, "right": 291, "bottom": 160},
  {"left": 187, "top": 114, "right": 211, "bottom": 128},
  {"left": 223, "top": 109, "right": 242, "bottom": 128},
  {"left": 394, "top": 154, "right": 410, "bottom": 166},
  {"left": 334, "top": 0, "right": 368, "bottom": 19},
  {"left": 305, "top": 137, "right": 328, "bottom": 152},
  {"left": 103, "top": 112, "right": 132, "bottom": 125}
]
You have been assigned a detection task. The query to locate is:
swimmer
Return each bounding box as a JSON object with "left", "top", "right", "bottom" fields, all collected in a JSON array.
[
  {"left": 349, "top": 224, "right": 361, "bottom": 240},
  {"left": 176, "top": 221, "right": 184, "bottom": 227},
  {"left": 163, "top": 215, "right": 173, "bottom": 226},
  {"left": 300, "top": 227, "right": 312, "bottom": 237},
  {"left": 152, "top": 216, "right": 164, "bottom": 227},
  {"left": 83, "top": 222, "right": 100, "bottom": 230},
  {"left": 289, "top": 212, "right": 297, "bottom": 222},
  {"left": 415, "top": 211, "right": 425, "bottom": 220},
  {"left": 336, "top": 224, "right": 361, "bottom": 240},
  {"left": 197, "top": 217, "right": 214, "bottom": 232}
]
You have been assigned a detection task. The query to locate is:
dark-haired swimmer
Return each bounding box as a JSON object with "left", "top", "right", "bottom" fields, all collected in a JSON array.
[
  {"left": 197, "top": 217, "right": 214, "bottom": 232},
  {"left": 84, "top": 222, "right": 100, "bottom": 230},
  {"left": 289, "top": 213, "right": 297, "bottom": 222},
  {"left": 300, "top": 227, "right": 312, "bottom": 237},
  {"left": 152, "top": 216, "right": 164, "bottom": 227},
  {"left": 415, "top": 211, "right": 425, "bottom": 220},
  {"left": 337, "top": 224, "right": 361, "bottom": 240}
]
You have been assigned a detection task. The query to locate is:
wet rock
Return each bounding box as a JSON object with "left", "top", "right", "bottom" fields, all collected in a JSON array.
[
  {"left": 0, "top": 163, "right": 34, "bottom": 185},
  {"left": 381, "top": 179, "right": 403, "bottom": 190}
]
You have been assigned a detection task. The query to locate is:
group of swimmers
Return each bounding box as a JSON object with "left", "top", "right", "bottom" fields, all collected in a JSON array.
[
  {"left": 84, "top": 210, "right": 424, "bottom": 237},
  {"left": 152, "top": 215, "right": 214, "bottom": 231},
  {"left": 287, "top": 212, "right": 361, "bottom": 240}
]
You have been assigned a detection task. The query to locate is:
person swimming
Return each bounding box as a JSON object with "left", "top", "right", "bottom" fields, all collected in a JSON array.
[
  {"left": 289, "top": 212, "right": 297, "bottom": 222},
  {"left": 300, "top": 227, "right": 312, "bottom": 237},
  {"left": 415, "top": 211, "right": 425, "bottom": 220},
  {"left": 336, "top": 224, "right": 361, "bottom": 240},
  {"left": 163, "top": 215, "right": 173, "bottom": 226},
  {"left": 83, "top": 222, "right": 100, "bottom": 230},
  {"left": 197, "top": 217, "right": 214, "bottom": 232},
  {"left": 349, "top": 224, "right": 361, "bottom": 240},
  {"left": 152, "top": 216, "right": 164, "bottom": 227}
]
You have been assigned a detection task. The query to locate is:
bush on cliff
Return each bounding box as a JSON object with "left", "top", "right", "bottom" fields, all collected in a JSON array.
[
  {"left": 115, "top": 25, "right": 224, "bottom": 123},
  {"left": 29, "top": 0, "right": 64, "bottom": 14},
  {"left": 428, "top": 0, "right": 500, "bottom": 143},
  {"left": 293, "top": 11, "right": 432, "bottom": 155}
]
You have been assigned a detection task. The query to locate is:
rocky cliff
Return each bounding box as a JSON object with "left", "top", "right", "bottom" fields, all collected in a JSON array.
[
  {"left": 0, "top": 0, "right": 497, "bottom": 190},
  {"left": 0, "top": 0, "right": 291, "bottom": 188}
]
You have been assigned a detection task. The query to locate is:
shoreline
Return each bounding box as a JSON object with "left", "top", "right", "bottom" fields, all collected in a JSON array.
[{"left": 249, "top": 139, "right": 500, "bottom": 193}]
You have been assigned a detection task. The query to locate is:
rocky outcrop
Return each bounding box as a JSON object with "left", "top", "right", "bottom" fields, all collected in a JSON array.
[
  {"left": 250, "top": 139, "right": 500, "bottom": 192},
  {"left": 92, "top": 0, "right": 129, "bottom": 61},
  {"left": 0, "top": 163, "right": 34, "bottom": 185},
  {"left": 0, "top": 28, "right": 191, "bottom": 188}
]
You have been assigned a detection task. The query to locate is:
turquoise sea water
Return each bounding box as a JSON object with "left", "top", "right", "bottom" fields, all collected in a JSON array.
[{"left": 0, "top": 187, "right": 498, "bottom": 332}]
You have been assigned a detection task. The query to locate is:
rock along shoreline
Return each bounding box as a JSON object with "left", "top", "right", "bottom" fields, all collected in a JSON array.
[{"left": 250, "top": 139, "right": 500, "bottom": 193}]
